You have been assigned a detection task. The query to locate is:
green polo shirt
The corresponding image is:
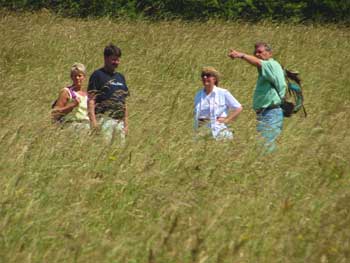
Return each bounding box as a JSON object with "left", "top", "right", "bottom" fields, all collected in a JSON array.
[{"left": 253, "top": 58, "right": 286, "bottom": 110}]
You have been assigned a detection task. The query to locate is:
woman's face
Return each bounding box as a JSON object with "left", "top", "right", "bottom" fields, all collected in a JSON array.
[
  {"left": 71, "top": 71, "right": 86, "bottom": 88},
  {"left": 201, "top": 73, "right": 216, "bottom": 89}
]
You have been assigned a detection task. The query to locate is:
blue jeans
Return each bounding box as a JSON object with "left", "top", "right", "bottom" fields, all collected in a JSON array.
[{"left": 256, "top": 108, "right": 283, "bottom": 151}]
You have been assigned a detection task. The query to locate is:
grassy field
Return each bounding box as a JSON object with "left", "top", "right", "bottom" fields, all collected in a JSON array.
[{"left": 0, "top": 10, "right": 349, "bottom": 263}]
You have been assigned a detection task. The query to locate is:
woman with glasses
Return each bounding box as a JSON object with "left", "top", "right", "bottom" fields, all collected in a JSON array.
[{"left": 194, "top": 67, "right": 243, "bottom": 140}]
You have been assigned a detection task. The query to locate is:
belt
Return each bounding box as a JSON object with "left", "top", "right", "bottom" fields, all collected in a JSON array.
[
  {"left": 198, "top": 118, "right": 210, "bottom": 122},
  {"left": 255, "top": 104, "right": 281, "bottom": 114}
]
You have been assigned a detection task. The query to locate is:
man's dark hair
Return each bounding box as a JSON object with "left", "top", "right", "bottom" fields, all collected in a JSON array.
[
  {"left": 254, "top": 42, "right": 272, "bottom": 52},
  {"left": 104, "top": 44, "right": 122, "bottom": 57}
]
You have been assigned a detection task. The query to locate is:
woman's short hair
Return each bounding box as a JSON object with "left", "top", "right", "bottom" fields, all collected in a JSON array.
[
  {"left": 201, "top": 66, "right": 220, "bottom": 85},
  {"left": 70, "top": 63, "right": 86, "bottom": 76}
]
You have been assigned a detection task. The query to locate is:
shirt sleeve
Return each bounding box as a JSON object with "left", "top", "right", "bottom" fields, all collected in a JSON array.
[
  {"left": 121, "top": 74, "right": 130, "bottom": 97},
  {"left": 224, "top": 90, "right": 241, "bottom": 109}
]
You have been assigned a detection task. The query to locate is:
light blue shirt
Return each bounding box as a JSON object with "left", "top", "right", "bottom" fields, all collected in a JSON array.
[{"left": 194, "top": 86, "right": 241, "bottom": 139}]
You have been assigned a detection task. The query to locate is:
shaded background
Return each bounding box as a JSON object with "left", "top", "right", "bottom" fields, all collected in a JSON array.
[{"left": 1, "top": 0, "right": 350, "bottom": 22}]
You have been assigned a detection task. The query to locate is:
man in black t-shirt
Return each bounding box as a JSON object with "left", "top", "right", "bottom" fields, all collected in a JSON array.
[{"left": 88, "top": 44, "right": 129, "bottom": 143}]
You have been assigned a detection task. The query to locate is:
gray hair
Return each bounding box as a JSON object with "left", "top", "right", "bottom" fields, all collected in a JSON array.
[
  {"left": 254, "top": 42, "right": 272, "bottom": 52},
  {"left": 70, "top": 62, "right": 86, "bottom": 76}
]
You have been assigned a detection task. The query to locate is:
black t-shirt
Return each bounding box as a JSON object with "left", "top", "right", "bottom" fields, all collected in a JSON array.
[{"left": 88, "top": 68, "right": 129, "bottom": 120}]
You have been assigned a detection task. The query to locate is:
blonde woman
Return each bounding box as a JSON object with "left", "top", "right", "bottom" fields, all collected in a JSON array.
[
  {"left": 51, "top": 63, "right": 89, "bottom": 129},
  {"left": 194, "top": 67, "right": 243, "bottom": 140}
]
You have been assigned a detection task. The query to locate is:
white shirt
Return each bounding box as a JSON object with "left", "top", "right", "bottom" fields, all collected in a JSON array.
[
  {"left": 194, "top": 86, "right": 241, "bottom": 138},
  {"left": 198, "top": 92, "right": 213, "bottom": 119}
]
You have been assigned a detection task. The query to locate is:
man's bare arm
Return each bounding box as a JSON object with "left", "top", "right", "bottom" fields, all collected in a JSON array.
[
  {"left": 123, "top": 104, "right": 128, "bottom": 135},
  {"left": 88, "top": 94, "right": 98, "bottom": 129},
  {"left": 228, "top": 49, "right": 262, "bottom": 68}
]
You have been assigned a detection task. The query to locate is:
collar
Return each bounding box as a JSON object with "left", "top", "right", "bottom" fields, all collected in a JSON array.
[
  {"left": 101, "top": 67, "right": 117, "bottom": 76},
  {"left": 202, "top": 85, "right": 218, "bottom": 96}
]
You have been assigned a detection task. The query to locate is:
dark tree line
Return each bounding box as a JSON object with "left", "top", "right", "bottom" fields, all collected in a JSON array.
[{"left": 1, "top": 0, "right": 349, "bottom": 22}]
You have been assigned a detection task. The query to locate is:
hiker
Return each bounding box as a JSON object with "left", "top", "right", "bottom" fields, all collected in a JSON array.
[
  {"left": 194, "top": 67, "right": 243, "bottom": 140},
  {"left": 51, "top": 63, "right": 89, "bottom": 129},
  {"left": 87, "top": 44, "right": 129, "bottom": 144},
  {"left": 228, "top": 42, "right": 286, "bottom": 151}
]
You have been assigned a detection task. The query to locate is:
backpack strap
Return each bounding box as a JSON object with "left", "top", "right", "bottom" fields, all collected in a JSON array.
[
  {"left": 301, "top": 103, "right": 307, "bottom": 117},
  {"left": 64, "top": 86, "right": 77, "bottom": 100},
  {"left": 63, "top": 87, "right": 72, "bottom": 99}
]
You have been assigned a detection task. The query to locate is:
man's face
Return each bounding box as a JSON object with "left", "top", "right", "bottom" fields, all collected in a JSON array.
[
  {"left": 104, "top": 55, "right": 120, "bottom": 72},
  {"left": 254, "top": 46, "right": 272, "bottom": 60}
]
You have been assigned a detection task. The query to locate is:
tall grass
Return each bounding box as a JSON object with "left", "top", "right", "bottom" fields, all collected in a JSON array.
[{"left": 0, "top": 10, "right": 349, "bottom": 262}]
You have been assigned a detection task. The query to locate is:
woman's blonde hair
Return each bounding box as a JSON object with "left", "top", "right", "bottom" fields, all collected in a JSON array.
[{"left": 70, "top": 62, "right": 86, "bottom": 77}]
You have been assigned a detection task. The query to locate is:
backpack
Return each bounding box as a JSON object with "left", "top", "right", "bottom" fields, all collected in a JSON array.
[
  {"left": 51, "top": 86, "right": 77, "bottom": 109},
  {"left": 271, "top": 69, "right": 307, "bottom": 118},
  {"left": 51, "top": 86, "right": 77, "bottom": 122},
  {"left": 283, "top": 69, "right": 307, "bottom": 117}
]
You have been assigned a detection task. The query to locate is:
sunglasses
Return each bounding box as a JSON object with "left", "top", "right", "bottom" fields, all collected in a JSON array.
[{"left": 201, "top": 73, "right": 215, "bottom": 78}]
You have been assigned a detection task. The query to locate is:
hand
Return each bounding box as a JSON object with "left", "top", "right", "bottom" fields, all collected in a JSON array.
[
  {"left": 90, "top": 119, "right": 99, "bottom": 130},
  {"left": 228, "top": 49, "right": 244, "bottom": 59},
  {"left": 216, "top": 117, "right": 227, "bottom": 124},
  {"left": 73, "top": 97, "right": 81, "bottom": 104},
  {"left": 70, "top": 98, "right": 80, "bottom": 108},
  {"left": 123, "top": 125, "right": 128, "bottom": 135}
]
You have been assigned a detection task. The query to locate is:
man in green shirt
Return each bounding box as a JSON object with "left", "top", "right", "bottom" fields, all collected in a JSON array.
[{"left": 228, "top": 42, "right": 286, "bottom": 151}]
